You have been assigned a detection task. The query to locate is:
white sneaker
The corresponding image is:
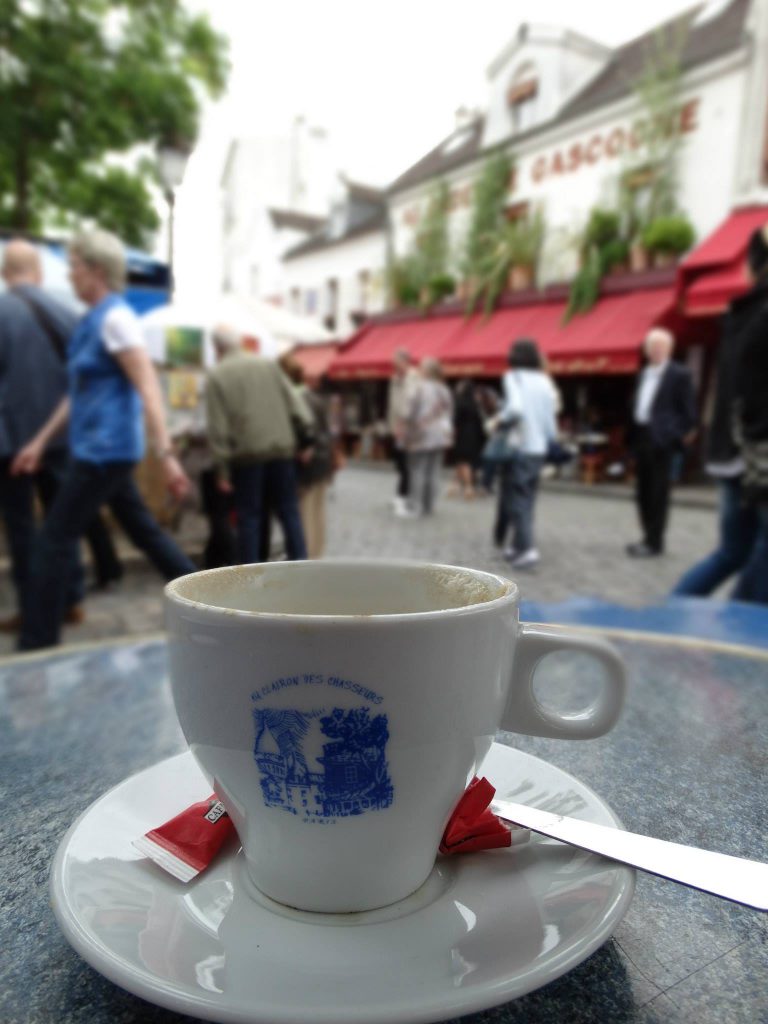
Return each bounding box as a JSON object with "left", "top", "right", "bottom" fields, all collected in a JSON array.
[
  {"left": 502, "top": 545, "right": 516, "bottom": 560},
  {"left": 394, "top": 503, "right": 419, "bottom": 519},
  {"left": 511, "top": 548, "right": 540, "bottom": 569},
  {"left": 392, "top": 497, "right": 408, "bottom": 515}
]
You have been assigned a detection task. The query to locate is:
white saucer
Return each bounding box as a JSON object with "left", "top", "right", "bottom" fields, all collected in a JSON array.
[{"left": 51, "top": 746, "right": 635, "bottom": 1024}]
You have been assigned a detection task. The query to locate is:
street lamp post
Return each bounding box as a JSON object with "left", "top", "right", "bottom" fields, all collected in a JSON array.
[{"left": 157, "top": 142, "right": 191, "bottom": 296}]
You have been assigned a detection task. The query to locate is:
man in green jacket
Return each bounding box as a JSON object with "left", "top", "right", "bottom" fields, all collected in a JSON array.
[{"left": 206, "top": 326, "right": 312, "bottom": 562}]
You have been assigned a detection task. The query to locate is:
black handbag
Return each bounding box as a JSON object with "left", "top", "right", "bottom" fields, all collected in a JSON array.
[{"left": 545, "top": 439, "right": 574, "bottom": 466}]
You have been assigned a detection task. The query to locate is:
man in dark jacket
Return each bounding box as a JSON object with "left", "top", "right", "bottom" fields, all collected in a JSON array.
[
  {"left": 0, "top": 239, "right": 86, "bottom": 626},
  {"left": 672, "top": 228, "right": 768, "bottom": 597},
  {"left": 627, "top": 328, "right": 696, "bottom": 557},
  {"left": 729, "top": 224, "right": 768, "bottom": 602}
]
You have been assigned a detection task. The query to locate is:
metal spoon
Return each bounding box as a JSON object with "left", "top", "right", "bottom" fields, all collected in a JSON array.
[{"left": 490, "top": 797, "right": 768, "bottom": 911}]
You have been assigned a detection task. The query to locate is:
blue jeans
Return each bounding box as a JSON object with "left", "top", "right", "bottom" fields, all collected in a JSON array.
[
  {"left": 499, "top": 454, "right": 543, "bottom": 553},
  {"left": 20, "top": 460, "right": 196, "bottom": 650},
  {"left": 0, "top": 448, "right": 84, "bottom": 613},
  {"left": 231, "top": 460, "right": 307, "bottom": 563},
  {"left": 732, "top": 501, "right": 768, "bottom": 604},
  {"left": 672, "top": 478, "right": 759, "bottom": 597}
]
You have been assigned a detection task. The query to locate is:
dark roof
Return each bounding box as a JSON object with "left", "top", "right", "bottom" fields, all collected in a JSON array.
[
  {"left": 283, "top": 208, "right": 387, "bottom": 261},
  {"left": 344, "top": 179, "right": 386, "bottom": 204},
  {"left": 559, "top": 0, "right": 750, "bottom": 121},
  {"left": 268, "top": 208, "right": 326, "bottom": 233},
  {"left": 388, "top": 0, "right": 750, "bottom": 196},
  {"left": 388, "top": 117, "right": 485, "bottom": 196}
]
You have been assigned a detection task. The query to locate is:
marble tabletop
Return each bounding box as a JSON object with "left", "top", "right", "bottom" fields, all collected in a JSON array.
[{"left": 1, "top": 630, "right": 766, "bottom": 1024}]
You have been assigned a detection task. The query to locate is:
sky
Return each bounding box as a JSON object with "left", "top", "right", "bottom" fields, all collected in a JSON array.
[{"left": 173, "top": 0, "right": 707, "bottom": 299}]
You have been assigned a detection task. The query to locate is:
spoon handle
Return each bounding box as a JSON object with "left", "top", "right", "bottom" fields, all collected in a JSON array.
[{"left": 490, "top": 798, "right": 768, "bottom": 911}]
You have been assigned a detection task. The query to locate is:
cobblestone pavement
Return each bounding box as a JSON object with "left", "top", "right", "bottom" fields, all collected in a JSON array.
[{"left": 0, "top": 466, "right": 722, "bottom": 657}]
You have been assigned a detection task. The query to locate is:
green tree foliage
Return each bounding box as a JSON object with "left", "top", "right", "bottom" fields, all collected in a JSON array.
[{"left": 0, "top": 0, "right": 228, "bottom": 245}]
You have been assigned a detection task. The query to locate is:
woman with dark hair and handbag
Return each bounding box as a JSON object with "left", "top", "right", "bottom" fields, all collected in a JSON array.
[{"left": 496, "top": 338, "right": 557, "bottom": 569}]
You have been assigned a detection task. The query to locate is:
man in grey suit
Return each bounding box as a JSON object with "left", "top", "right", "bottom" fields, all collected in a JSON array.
[{"left": 0, "top": 239, "right": 89, "bottom": 628}]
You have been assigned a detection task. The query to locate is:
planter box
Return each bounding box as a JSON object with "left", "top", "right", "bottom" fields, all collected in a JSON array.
[
  {"left": 652, "top": 251, "right": 679, "bottom": 269},
  {"left": 629, "top": 244, "right": 650, "bottom": 273},
  {"left": 508, "top": 265, "right": 534, "bottom": 291}
]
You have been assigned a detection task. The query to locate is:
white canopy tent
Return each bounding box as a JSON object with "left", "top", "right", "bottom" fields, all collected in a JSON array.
[{"left": 140, "top": 293, "right": 333, "bottom": 367}]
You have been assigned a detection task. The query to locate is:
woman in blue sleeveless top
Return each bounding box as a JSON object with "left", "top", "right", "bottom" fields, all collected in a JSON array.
[{"left": 12, "top": 229, "right": 196, "bottom": 649}]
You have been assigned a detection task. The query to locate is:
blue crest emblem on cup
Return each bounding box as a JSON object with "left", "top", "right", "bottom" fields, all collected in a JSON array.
[{"left": 253, "top": 707, "right": 394, "bottom": 819}]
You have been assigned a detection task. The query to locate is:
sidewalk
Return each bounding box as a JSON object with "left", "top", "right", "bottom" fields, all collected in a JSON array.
[
  {"left": 352, "top": 458, "right": 719, "bottom": 509},
  {"left": 0, "top": 464, "right": 724, "bottom": 658}
]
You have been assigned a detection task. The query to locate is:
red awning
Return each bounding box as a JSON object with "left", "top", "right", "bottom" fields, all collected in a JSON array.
[
  {"left": 677, "top": 206, "right": 768, "bottom": 316},
  {"left": 442, "top": 288, "right": 674, "bottom": 375},
  {"left": 328, "top": 286, "right": 675, "bottom": 379},
  {"left": 287, "top": 342, "right": 340, "bottom": 383},
  {"left": 329, "top": 316, "right": 466, "bottom": 379}
]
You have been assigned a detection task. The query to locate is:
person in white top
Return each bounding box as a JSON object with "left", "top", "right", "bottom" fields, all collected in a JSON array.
[{"left": 496, "top": 338, "right": 557, "bottom": 569}]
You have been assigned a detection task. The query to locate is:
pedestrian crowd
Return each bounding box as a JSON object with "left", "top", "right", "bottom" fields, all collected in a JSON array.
[
  {"left": 384, "top": 223, "right": 768, "bottom": 602},
  {"left": 0, "top": 222, "right": 766, "bottom": 657},
  {"left": 0, "top": 229, "right": 334, "bottom": 651}
]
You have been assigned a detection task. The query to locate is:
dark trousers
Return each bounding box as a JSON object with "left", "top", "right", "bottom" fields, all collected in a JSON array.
[
  {"left": 231, "top": 459, "right": 307, "bottom": 564},
  {"left": 200, "top": 469, "right": 236, "bottom": 569},
  {"left": 0, "top": 450, "right": 84, "bottom": 612},
  {"left": 498, "top": 454, "right": 543, "bottom": 553},
  {"left": 20, "top": 460, "right": 196, "bottom": 650},
  {"left": 732, "top": 502, "right": 768, "bottom": 604},
  {"left": 672, "top": 478, "right": 759, "bottom": 596},
  {"left": 634, "top": 429, "right": 674, "bottom": 552},
  {"left": 392, "top": 446, "right": 409, "bottom": 498}
]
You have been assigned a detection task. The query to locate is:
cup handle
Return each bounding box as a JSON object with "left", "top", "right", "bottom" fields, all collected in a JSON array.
[{"left": 501, "top": 623, "right": 626, "bottom": 740}]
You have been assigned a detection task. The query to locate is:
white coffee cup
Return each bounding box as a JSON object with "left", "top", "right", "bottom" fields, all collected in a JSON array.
[{"left": 165, "top": 560, "right": 625, "bottom": 913}]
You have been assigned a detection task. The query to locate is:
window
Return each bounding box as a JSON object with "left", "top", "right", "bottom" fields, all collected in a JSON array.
[
  {"left": 290, "top": 287, "right": 301, "bottom": 313},
  {"left": 304, "top": 289, "right": 318, "bottom": 315},
  {"left": 344, "top": 765, "right": 358, "bottom": 784},
  {"left": 508, "top": 64, "right": 539, "bottom": 134}
]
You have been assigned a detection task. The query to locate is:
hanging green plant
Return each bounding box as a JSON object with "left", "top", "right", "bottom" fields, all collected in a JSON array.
[
  {"left": 472, "top": 210, "right": 544, "bottom": 315},
  {"left": 599, "top": 238, "right": 630, "bottom": 274},
  {"left": 461, "top": 153, "right": 514, "bottom": 286},
  {"left": 564, "top": 249, "right": 602, "bottom": 322}
]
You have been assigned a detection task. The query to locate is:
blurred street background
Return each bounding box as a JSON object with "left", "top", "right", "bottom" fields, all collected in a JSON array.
[{"left": 0, "top": 464, "right": 719, "bottom": 656}]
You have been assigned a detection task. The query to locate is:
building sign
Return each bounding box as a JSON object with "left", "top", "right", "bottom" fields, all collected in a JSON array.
[{"left": 530, "top": 99, "right": 700, "bottom": 184}]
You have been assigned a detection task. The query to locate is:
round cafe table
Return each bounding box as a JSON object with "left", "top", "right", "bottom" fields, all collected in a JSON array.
[{"left": 1, "top": 608, "right": 766, "bottom": 1024}]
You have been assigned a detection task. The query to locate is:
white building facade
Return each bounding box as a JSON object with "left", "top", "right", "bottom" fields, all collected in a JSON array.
[
  {"left": 280, "top": 179, "right": 389, "bottom": 338},
  {"left": 220, "top": 117, "right": 337, "bottom": 299},
  {"left": 388, "top": 0, "right": 768, "bottom": 288}
]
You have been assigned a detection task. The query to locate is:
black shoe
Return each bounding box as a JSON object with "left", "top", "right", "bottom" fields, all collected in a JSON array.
[{"left": 626, "top": 542, "right": 662, "bottom": 558}]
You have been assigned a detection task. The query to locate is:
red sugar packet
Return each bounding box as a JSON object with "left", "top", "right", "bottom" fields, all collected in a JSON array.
[
  {"left": 132, "top": 795, "right": 236, "bottom": 882},
  {"left": 135, "top": 778, "right": 525, "bottom": 883},
  {"left": 440, "top": 776, "right": 529, "bottom": 855}
]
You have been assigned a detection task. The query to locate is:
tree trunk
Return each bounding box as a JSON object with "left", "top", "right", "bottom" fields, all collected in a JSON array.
[{"left": 13, "top": 139, "right": 30, "bottom": 230}]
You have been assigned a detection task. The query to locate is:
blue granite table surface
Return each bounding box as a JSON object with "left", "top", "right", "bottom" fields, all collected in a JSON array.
[{"left": 0, "top": 631, "right": 766, "bottom": 1024}]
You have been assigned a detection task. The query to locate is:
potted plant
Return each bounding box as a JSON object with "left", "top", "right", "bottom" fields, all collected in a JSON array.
[
  {"left": 504, "top": 212, "right": 544, "bottom": 291},
  {"left": 641, "top": 215, "right": 695, "bottom": 267},
  {"left": 427, "top": 273, "right": 457, "bottom": 304},
  {"left": 629, "top": 239, "right": 650, "bottom": 273},
  {"left": 584, "top": 208, "right": 621, "bottom": 250},
  {"left": 600, "top": 238, "right": 630, "bottom": 276}
]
